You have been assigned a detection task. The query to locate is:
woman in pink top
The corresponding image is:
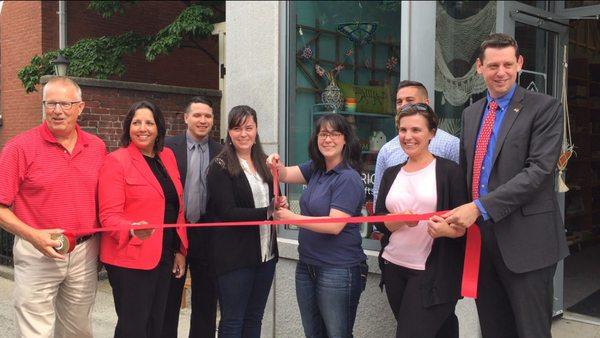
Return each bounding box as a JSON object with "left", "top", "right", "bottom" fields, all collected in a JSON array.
[{"left": 374, "top": 103, "right": 467, "bottom": 338}]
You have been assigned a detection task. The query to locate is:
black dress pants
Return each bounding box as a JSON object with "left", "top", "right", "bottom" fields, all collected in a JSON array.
[
  {"left": 476, "top": 223, "right": 557, "bottom": 338},
  {"left": 106, "top": 256, "right": 172, "bottom": 338},
  {"left": 162, "top": 265, "right": 188, "bottom": 338},
  {"left": 383, "top": 260, "right": 458, "bottom": 338},
  {"left": 162, "top": 258, "right": 218, "bottom": 338}
]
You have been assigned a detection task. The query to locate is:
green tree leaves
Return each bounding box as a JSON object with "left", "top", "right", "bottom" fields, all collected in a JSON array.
[
  {"left": 18, "top": 32, "right": 147, "bottom": 93},
  {"left": 18, "top": 1, "right": 218, "bottom": 93}
]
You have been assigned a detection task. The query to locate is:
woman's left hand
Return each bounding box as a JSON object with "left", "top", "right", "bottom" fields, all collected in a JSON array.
[
  {"left": 173, "top": 252, "right": 186, "bottom": 278},
  {"left": 277, "top": 196, "right": 288, "bottom": 209},
  {"left": 427, "top": 215, "right": 466, "bottom": 239},
  {"left": 274, "top": 207, "right": 295, "bottom": 220}
]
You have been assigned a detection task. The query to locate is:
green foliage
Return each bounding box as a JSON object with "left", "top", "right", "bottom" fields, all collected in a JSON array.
[
  {"left": 18, "top": 1, "right": 218, "bottom": 93},
  {"left": 18, "top": 53, "right": 58, "bottom": 93},
  {"left": 88, "top": 0, "right": 137, "bottom": 18},
  {"left": 146, "top": 4, "right": 214, "bottom": 61},
  {"left": 18, "top": 32, "right": 146, "bottom": 93}
]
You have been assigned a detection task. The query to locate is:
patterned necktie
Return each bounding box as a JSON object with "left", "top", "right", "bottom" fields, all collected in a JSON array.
[
  {"left": 462, "top": 99, "right": 498, "bottom": 299},
  {"left": 185, "top": 144, "right": 201, "bottom": 223},
  {"left": 472, "top": 100, "right": 498, "bottom": 199}
]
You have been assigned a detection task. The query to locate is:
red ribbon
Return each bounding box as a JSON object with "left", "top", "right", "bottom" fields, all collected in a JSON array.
[
  {"left": 461, "top": 225, "right": 481, "bottom": 298},
  {"left": 272, "top": 165, "right": 279, "bottom": 203},
  {"left": 67, "top": 165, "right": 480, "bottom": 298},
  {"left": 70, "top": 212, "right": 448, "bottom": 234}
]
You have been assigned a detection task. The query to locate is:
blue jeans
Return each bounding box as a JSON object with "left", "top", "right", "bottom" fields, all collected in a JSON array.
[
  {"left": 295, "top": 261, "right": 368, "bottom": 338},
  {"left": 217, "top": 259, "right": 276, "bottom": 338}
]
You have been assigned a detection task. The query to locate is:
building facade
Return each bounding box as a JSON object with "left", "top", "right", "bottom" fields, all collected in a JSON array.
[{"left": 226, "top": 1, "right": 600, "bottom": 336}]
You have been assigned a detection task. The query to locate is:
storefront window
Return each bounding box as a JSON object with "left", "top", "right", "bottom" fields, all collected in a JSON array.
[
  {"left": 434, "top": 1, "right": 496, "bottom": 136},
  {"left": 565, "top": 0, "right": 600, "bottom": 8},
  {"left": 516, "top": 1, "right": 554, "bottom": 11},
  {"left": 284, "top": 1, "right": 401, "bottom": 249}
]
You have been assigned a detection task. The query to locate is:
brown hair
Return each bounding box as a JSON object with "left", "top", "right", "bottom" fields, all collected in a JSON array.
[
  {"left": 395, "top": 103, "right": 438, "bottom": 136},
  {"left": 479, "top": 33, "right": 519, "bottom": 62},
  {"left": 216, "top": 105, "right": 272, "bottom": 182},
  {"left": 396, "top": 80, "right": 428, "bottom": 99}
]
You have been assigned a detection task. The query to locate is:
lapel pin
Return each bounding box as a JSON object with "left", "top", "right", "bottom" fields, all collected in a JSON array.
[{"left": 513, "top": 107, "right": 520, "bottom": 113}]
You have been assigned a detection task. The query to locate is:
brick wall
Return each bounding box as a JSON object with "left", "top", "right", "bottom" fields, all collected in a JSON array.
[
  {"left": 70, "top": 77, "right": 222, "bottom": 152},
  {"left": 0, "top": 1, "right": 219, "bottom": 149},
  {"left": 0, "top": 1, "right": 44, "bottom": 146},
  {"left": 66, "top": 1, "right": 219, "bottom": 89}
]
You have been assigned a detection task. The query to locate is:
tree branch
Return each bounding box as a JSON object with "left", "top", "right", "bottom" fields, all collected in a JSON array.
[{"left": 188, "top": 38, "right": 219, "bottom": 64}]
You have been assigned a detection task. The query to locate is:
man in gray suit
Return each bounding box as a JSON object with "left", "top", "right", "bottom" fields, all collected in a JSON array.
[
  {"left": 444, "top": 33, "right": 568, "bottom": 337},
  {"left": 163, "top": 96, "right": 223, "bottom": 338}
]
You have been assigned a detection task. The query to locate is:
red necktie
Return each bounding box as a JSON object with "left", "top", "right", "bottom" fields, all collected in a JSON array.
[{"left": 461, "top": 100, "right": 498, "bottom": 298}]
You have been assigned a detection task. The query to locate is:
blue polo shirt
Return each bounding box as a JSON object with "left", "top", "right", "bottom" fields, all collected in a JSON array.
[{"left": 298, "top": 160, "right": 367, "bottom": 267}]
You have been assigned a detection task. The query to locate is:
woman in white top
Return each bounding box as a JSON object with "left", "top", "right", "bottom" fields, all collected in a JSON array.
[
  {"left": 205, "top": 105, "right": 283, "bottom": 338},
  {"left": 374, "top": 103, "right": 467, "bottom": 338}
]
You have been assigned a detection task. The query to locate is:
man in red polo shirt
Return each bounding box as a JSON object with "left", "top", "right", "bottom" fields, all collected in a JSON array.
[{"left": 0, "top": 77, "right": 106, "bottom": 338}]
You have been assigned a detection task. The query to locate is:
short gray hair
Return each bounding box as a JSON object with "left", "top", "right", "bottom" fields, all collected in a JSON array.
[{"left": 42, "top": 76, "right": 82, "bottom": 101}]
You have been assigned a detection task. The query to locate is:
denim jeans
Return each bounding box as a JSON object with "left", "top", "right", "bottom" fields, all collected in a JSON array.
[
  {"left": 295, "top": 261, "right": 368, "bottom": 338},
  {"left": 217, "top": 259, "right": 276, "bottom": 338}
]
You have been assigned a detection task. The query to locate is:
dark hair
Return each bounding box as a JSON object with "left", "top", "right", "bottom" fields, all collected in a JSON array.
[
  {"left": 120, "top": 100, "right": 166, "bottom": 153},
  {"left": 308, "top": 114, "right": 361, "bottom": 172},
  {"left": 217, "top": 105, "right": 272, "bottom": 182},
  {"left": 185, "top": 96, "right": 214, "bottom": 114},
  {"left": 395, "top": 103, "right": 438, "bottom": 135},
  {"left": 397, "top": 80, "right": 429, "bottom": 98},
  {"left": 479, "top": 33, "right": 519, "bottom": 61}
]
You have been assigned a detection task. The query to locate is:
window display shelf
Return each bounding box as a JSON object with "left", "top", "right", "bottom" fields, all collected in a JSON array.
[{"left": 313, "top": 110, "right": 395, "bottom": 119}]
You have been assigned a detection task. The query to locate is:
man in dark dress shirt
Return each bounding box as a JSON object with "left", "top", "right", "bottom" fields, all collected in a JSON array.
[{"left": 163, "top": 96, "right": 223, "bottom": 338}]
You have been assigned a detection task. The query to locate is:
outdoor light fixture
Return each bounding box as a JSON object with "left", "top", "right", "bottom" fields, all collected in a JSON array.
[{"left": 52, "top": 54, "right": 69, "bottom": 76}]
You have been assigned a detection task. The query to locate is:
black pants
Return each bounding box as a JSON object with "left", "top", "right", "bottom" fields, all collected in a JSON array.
[
  {"left": 477, "top": 224, "right": 557, "bottom": 338},
  {"left": 383, "top": 260, "right": 458, "bottom": 338},
  {"left": 106, "top": 257, "right": 172, "bottom": 338},
  {"left": 162, "top": 258, "right": 218, "bottom": 338},
  {"left": 162, "top": 265, "right": 187, "bottom": 338}
]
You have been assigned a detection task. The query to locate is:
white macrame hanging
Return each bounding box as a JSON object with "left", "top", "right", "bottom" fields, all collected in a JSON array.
[
  {"left": 557, "top": 45, "right": 574, "bottom": 192},
  {"left": 434, "top": 2, "right": 496, "bottom": 106}
]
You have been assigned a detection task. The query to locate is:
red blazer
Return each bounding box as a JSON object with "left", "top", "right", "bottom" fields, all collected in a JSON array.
[{"left": 98, "top": 143, "right": 188, "bottom": 270}]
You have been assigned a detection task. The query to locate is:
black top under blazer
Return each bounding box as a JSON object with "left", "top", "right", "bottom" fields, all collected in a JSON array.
[
  {"left": 206, "top": 157, "right": 279, "bottom": 276},
  {"left": 375, "top": 156, "right": 467, "bottom": 307}
]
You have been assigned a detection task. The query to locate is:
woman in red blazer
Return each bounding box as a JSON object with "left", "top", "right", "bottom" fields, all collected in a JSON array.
[{"left": 98, "top": 100, "right": 188, "bottom": 338}]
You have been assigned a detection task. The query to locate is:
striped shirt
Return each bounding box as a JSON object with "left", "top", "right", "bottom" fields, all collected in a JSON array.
[{"left": 0, "top": 122, "right": 106, "bottom": 232}]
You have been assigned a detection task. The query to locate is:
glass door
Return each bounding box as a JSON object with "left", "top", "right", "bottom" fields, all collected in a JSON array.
[{"left": 504, "top": 1, "right": 569, "bottom": 317}]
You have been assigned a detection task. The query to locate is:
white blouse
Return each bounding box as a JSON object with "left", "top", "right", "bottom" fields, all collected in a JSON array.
[{"left": 239, "top": 158, "right": 275, "bottom": 262}]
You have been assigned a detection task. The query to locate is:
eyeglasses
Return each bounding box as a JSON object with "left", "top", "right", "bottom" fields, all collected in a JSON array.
[
  {"left": 399, "top": 103, "right": 431, "bottom": 113},
  {"left": 317, "top": 131, "right": 343, "bottom": 140},
  {"left": 42, "top": 101, "right": 81, "bottom": 110}
]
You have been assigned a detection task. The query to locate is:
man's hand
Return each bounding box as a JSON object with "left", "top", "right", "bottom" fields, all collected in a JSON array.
[
  {"left": 172, "top": 252, "right": 186, "bottom": 278},
  {"left": 427, "top": 215, "right": 466, "bottom": 239},
  {"left": 131, "top": 221, "right": 154, "bottom": 240},
  {"left": 442, "top": 202, "right": 481, "bottom": 229},
  {"left": 27, "top": 228, "right": 66, "bottom": 259}
]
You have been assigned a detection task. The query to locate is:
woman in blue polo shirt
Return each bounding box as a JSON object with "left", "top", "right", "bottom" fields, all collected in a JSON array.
[{"left": 268, "top": 113, "right": 367, "bottom": 338}]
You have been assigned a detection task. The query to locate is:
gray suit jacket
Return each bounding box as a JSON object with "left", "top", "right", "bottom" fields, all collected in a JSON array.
[{"left": 461, "top": 85, "right": 569, "bottom": 273}]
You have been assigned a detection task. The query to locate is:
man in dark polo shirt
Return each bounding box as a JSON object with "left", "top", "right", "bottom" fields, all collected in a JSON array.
[{"left": 0, "top": 77, "right": 106, "bottom": 338}]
